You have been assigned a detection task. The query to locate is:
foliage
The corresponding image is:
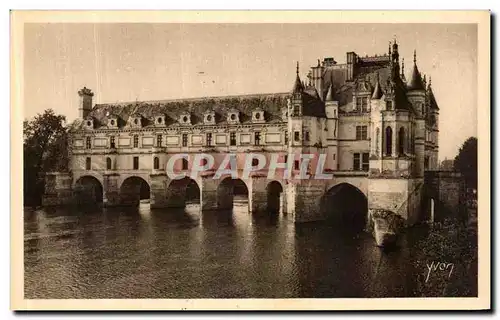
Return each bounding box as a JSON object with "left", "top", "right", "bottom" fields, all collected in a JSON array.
[
  {"left": 23, "top": 109, "right": 69, "bottom": 206},
  {"left": 454, "top": 137, "right": 477, "bottom": 189},
  {"left": 413, "top": 218, "right": 478, "bottom": 297}
]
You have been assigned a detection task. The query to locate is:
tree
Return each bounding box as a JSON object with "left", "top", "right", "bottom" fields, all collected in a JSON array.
[
  {"left": 454, "top": 137, "right": 477, "bottom": 189},
  {"left": 23, "top": 109, "right": 69, "bottom": 206}
]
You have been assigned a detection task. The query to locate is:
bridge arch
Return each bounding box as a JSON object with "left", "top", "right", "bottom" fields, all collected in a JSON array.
[
  {"left": 74, "top": 175, "right": 103, "bottom": 205},
  {"left": 266, "top": 180, "right": 284, "bottom": 214},
  {"left": 321, "top": 183, "right": 368, "bottom": 232},
  {"left": 166, "top": 177, "right": 201, "bottom": 208},
  {"left": 217, "top": 177, "right": 249, "bottom": 211},
  {"left": 120, "top": 176, "right": 151, "bottom": 206}
]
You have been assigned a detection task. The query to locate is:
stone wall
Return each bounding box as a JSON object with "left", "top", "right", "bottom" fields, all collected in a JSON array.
[
  {"left": 424, "top": 171, "right": 466, "bottom": 221},
  {"left": 42, "top": 172, "right": 73, "bottom": 206},
  {"left": 293, "top": 179, "right": 327, "bottom": 222}
]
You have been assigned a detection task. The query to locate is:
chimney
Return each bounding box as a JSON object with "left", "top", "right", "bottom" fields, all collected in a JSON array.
[
  {"left": 78, "top": 87, "right": 94, "bottom": 119},
  {"left": 346, "top": 52, "right": 357, "bottom": 81}
]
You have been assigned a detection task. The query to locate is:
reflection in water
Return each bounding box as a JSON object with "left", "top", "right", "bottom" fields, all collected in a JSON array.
[{"left": 24, "top": 204, "right": 426, "bottom": 299}]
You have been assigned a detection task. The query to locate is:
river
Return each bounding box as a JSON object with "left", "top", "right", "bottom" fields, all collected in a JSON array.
[{"left": 24, "top": 202, "right": 429, "bottom": 299}]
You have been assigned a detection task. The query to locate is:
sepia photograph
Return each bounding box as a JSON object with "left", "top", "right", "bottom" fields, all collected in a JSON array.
[{"left": 11, "top": 10, "right": 490, "bottom": 310}]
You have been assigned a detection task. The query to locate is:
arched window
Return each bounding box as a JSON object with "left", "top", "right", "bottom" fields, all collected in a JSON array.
[
  {"left": 398, "top": 127, "right": 405, "bottom": 155},
  {"left": 375, "top": 127, "right": 380, "bottom": 154},
  {"left": 385, "top": 126, "right": 393, "bottom": 156},
  {"left": 182, "top": 158, "right": 189, "bottom": 170},
  {"left": 85, "top": 157, "right": 91, "bottom": 170},
  {"left": 106, "top": 157, "right": 112, "bottom": 170},
  {"left": 153, "top": 157, "right": 159, "bottom": 170}
]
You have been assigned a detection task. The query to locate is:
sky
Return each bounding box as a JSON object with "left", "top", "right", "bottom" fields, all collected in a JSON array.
[{"left": 23, "top": 23, "right": 477, "bottom": 161}]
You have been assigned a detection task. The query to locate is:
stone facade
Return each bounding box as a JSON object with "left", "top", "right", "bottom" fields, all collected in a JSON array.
[{"left": 46, "top": 40, "right": 451, "bottom": 227}]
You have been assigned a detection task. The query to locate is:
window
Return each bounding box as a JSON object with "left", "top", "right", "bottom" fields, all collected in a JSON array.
[
  {"left": 375, "top": 127, "right": 380, "bottom": 154},
  {"left": 356, "top": 97, "right": 368, "bottom": 112},
  {"left": 182, "top": 158, "right": 188, "bottom": 170},
  {"left": 353, "top": 153, "right": 369, "bottom": 171},
  {"left": 85, "top": 137, "right": 91, "bottom": 149},
  {"left": 254, "top": 132, "right": 261, "bottom": 146},
  {"left": 294, "top": 160, "right": 300, "bottom": 170},
  {"left": 252, "top": 158, "right": 259, "bottom": 167},
  {"left": 133, "top": 156, "right": 139, "bottom": 170},
  {"left": 182, "top": 134, "right": 188, "bottom": 147},
  {"left": 230, "top": 132, "right": 236, "bottom": 146},
  {"left": 386, "top": 101, "right": 393, "bottom": 110},
  {"left": 353, "top": 153, "right": 360, "bottom": 171},
  {"left": 133, "top": 135, "right": 139, "bottom": 148},
  {"left": 362, "top": 153, "right": 369, "bottom": 171},
  {"left": 293, "top": 104, "right": 300, "bottom": 115},
  {"left": 110, "top": 136, "right": 115, "bottom": 149},
  {"left": 385, "top": 126, "right": 393, "bottom": 156},
  {"left": 153, "top": 157, "right": 159, "bottom": 170},
  {"left": 398, "top": 127, "right": 405, "bottom": 155},
  {"left": 424, "top": 156, "right": 430, "bottom": 169},
  {"left": 206, "top": 133, "right": 212, "bottom": 146},
  {"left": 356, "top": 126, "right": 368, "bottom": 140},
  {"left": 106, "top": 157, "right": 112, "bottom": 170},
  {"left": 294, "top": 131, "right": 300, "bottom": 142},
  {"left": 284, "top": 132, "right": 288, "bottom": 145},
  {"left": 157, "top": 135, "right": 162, "bottom": 147},
  {"left": 85, "top": 157, "right": 91, "bottom": 170},
  {"left": 304, "top": 131, "right": 310, "bottom": 141},
  {"left": 333, "top": 153, "right": 336, "bottom": 160}
]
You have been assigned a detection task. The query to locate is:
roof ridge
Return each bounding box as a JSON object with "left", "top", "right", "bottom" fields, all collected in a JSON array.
[{"left": 95, "top": 92, "right": 290, "bottom": 106}]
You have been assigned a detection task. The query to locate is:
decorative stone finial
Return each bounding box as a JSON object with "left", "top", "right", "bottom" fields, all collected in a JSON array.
[
  {"left": 296, "top": 61, "right": 299, "bottom": 75},
  {"left": 413, "top": 49, "right": 417, "bottom": 64}
]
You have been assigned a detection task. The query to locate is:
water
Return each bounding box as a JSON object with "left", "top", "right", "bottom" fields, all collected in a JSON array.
[{"left": 24, "top": 202, "right": 427, "bottom": 299}]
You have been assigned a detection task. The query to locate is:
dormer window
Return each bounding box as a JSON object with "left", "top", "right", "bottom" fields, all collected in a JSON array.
[
  {"left": 84, "top": 117, "right": 94, "bottom": 129},
  {"left": 227, "top": 110, "right": 240, "bottom": 124},
  {"left": 252, "top": 109, "right": 265, "bottom": 123},
  {"left": 204, "top": 110, "right": 216, "bottom": 125},
  {"left": 155, "top": 114, "right": 166, "bottom": 126},
  {"left": 129, "top": 113, "right": 143, "bottom": 128},
  {"left": 107, "top": 115, "right": 119, "bottom": 129},
  {"left": 179, "top": 113, "right": 191, "bottom": 125}
]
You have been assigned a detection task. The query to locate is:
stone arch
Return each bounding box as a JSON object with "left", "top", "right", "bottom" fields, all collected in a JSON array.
[
  {"left": 120, "top": 176, "right": 151, "bottom": 206},
  {"left": 321, "top": 183, "right": 368, "bottom": 233},
  {"left": 74, "top": 175, "right": 103, "bottom": 205},
  {"left": 217, "top": 177, "right": 249, "bottom": 210},
  {"left": 266, "top": 180, "right": 284, "bottom": 213},
  {"left": 166, "top": 177, "right": 201, "bottom": 208}
]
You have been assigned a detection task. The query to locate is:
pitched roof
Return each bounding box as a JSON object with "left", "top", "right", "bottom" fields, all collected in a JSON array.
[{"left": 79, "top": 92, "right": 290, "bottom": 130}]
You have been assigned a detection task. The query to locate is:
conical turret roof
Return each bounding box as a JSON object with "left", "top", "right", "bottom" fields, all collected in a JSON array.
[
  {"left": 372, "top": 73, "right": 384, "bottom": 99},
  {"left": 427, "top": 77, "right": 439, "bottom": 110},
  {"left": 325, "top": 83, "right": 334, "bottom": 101},
  {"left": 292, "top": 62, "right": 304, "bottom": 93},
  {"left": 407, "top": 50, "right": 425, "bottom": 91}
]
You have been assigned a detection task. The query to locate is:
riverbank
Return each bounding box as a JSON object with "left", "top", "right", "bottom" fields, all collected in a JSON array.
[{"left": 412, "top": 217, "right": 478, "bottom": 297}]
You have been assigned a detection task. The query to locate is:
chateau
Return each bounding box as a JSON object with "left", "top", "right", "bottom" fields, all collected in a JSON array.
[{"left": 44, "top": 40, "right": 454, "bottom": 228}]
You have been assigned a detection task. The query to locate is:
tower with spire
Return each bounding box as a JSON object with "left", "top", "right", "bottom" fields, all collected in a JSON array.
[{"left": 406, "top": 50, "right": 427, "bottom": 177}]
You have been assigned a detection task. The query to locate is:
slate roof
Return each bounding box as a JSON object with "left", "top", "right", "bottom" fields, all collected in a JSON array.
[{"left": 80, "top": 93, "right": 290, "bottom": 130}]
